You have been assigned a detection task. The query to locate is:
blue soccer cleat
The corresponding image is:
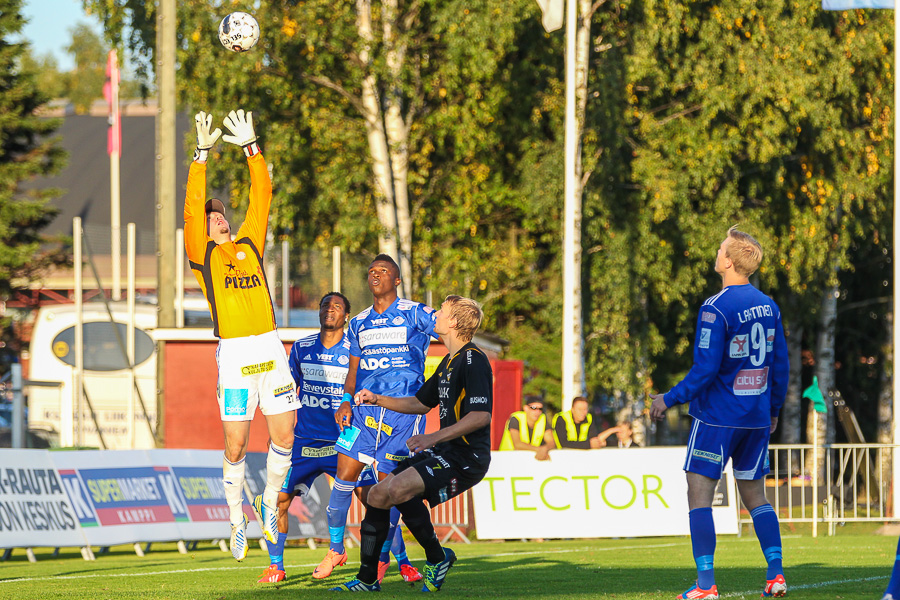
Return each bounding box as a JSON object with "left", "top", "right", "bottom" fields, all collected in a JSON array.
[
  {"left": 761, "top": 574, "right": 786, "bottom": 597},
  {"left": 252, "top": 493, "right": 278, "bottom": 544},
  {"left": 330, "top": 578, "right": 381, "bottom": 592},
  {"left": 230, "top": 514, "right": 249, "bottom": 562},
  {"left": 421, "top": 548, "right": 456, "bottom": 592}
]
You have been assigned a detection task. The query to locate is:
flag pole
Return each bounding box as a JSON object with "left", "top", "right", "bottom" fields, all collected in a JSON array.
[{"left": 107, "top": 50, "right": 122, "bottom": 301}]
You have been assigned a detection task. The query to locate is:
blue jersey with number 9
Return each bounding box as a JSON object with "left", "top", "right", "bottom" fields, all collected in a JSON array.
[{"left": 664, "top": 284, "right": 789, "bottom": 428}]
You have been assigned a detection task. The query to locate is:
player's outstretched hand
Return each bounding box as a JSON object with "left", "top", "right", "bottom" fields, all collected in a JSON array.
[
  {"left": 193, "top": 111, "right": 221, "bottom": 162},
  {"left": 335, "top": 401, "right": 353, "bottom": 431},
  {"left": 406, "top": 433, "right": 435, "bottom": 454},
  {"left": 354, "top": 389, "right": 377, "bottom": 406},
  {"left": 649, "top": 393, "right": 668, "bottom": 421},
  {"left": 222, "top": 109, "right": 259, "bottom": 156}
]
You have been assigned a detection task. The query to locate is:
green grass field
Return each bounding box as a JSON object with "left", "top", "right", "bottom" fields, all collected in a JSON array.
[{"left": 0, "top": 532, "right": 895, "bottom": 599}]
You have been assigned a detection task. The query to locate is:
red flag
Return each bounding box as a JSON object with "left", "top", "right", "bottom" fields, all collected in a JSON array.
[{"left": 104, "top": 50, "right": 121, "bottom": 155}]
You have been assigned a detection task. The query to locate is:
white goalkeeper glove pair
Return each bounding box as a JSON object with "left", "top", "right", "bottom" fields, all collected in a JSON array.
[{"left": 193, "top": 109, "right": 259, "bottom": 162}]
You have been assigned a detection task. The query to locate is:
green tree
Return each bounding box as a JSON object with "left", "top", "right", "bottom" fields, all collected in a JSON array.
[
  {"left": 87, "top": 0, "right": 566, "bottom": 330},
  {"left": 580, "top": 0, "right": 892, "bottom": 440},
  {"left": 65, "top": 22, "right": 107, "bottom": 112},
  {"left": 0, "top": 0, "right": 68, "bottom": 363},
  {"left": 19, "top": 49, "right": 67, "bottom": 100}
]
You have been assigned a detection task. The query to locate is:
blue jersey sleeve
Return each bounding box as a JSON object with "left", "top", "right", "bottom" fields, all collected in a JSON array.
[
  {"left": 348, "top": 318, "right": 361, "bottom": 358},
  {"left": 416, "top": 304, "right": 438, "bottom": 338},
  {"left": 666, "top": 306, "right": 727, "bottom": 407},
  {"left": 288, "top": 341, "right": 303, "bottom": 387},
  {"left": 769, "top": 311, "right": 789, "bottom": 417}
]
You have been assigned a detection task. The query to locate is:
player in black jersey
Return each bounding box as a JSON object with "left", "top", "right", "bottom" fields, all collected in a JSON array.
[{"left": 331, "top": 295, "right": 492, "bottom": 593}]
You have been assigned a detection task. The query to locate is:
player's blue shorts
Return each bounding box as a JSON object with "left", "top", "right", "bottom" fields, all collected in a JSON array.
[
  {"left": 684, "top": 419, "right": 771, "bottom": 481},
  {"left": 335, "top": 406, "right": 423, "bottom": 475},
  {"left": 282, "top": 438, "right": 377, "bottom": 496}
]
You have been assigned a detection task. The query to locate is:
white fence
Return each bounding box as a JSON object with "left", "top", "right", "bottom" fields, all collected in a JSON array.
[{"left": 741, "top": 443, "right": 897, "bottom": 536}]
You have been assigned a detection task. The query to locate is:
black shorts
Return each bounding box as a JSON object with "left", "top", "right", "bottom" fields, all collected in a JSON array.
[{"left": 393, "top": 445, "right": 489, "bottom": 507}]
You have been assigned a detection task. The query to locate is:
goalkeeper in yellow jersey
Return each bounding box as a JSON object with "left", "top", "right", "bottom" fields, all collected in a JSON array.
[{"left": 184, "top": 109, "right": 296, "bottom": 562}]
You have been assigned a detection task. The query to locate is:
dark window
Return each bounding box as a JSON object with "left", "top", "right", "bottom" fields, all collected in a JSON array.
[{"left": 51, "top": 323, "right": 154, "bottom": 371}]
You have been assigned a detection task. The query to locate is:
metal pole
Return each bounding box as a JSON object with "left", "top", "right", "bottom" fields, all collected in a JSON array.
[
  {"left": 176, "top": 228, "right": 184, "bottom": 328},
  {"left": 332, "top": 246, "right": 341, "bottom": 293},
  {"left": 812, "top": 411, "right": 819, "bottom": 538},
  {"left": 11, "top": 363, "right": 24, "bottom": 448},
  {"left": 74, "top": 217, "right": 84, "bottom": 448},
  {"left": 110, "top": 50, "right": 122, "bottom": 302},
  {"left": 561, "top": 0, "right": 582, "bottom": 412},
  {"left": 282, "top": 239, "right": 289, "bottom": 327},
  {"left": 155, "top": 0, "right": 176, "bottom": 449},
  {"left": 128, "top": 223, "right": 136, "bottom": 448},
  {"left": 892, "top": 7, "right": 899, "bottom": 519}
]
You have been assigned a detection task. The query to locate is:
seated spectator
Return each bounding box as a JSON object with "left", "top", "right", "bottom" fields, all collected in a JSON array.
[
  {"left": 551, "top": 396, "right": 602, "bottom": 449},
  {"left": 598, "top": 419, "right": 638, "bottom": 448},
  {"left": 498, "top": 395, "right": 554, "bottom": 460}
]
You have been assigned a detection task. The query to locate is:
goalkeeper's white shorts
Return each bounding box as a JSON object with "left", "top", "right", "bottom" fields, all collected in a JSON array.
[{"left": 215, "top": 330, "right": 298, "bottom": 421}]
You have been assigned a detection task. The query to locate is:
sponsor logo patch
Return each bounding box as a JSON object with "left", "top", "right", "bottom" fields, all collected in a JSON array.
[
  {"left": 701, "top": 311, "right": 716, "bottom": 323},
  {"left": 766, "top": 329, "right": 775, "bottom": 352},
  {"left": 733, "top": 367, "right": 769, "bottom": 396},
  {"left": 336, "top": 426, "right": 360, "bottom": 450},
  {"left": 392, "top": 316, "right": 405, "bottom": 325},
  {"left": 223, "top": 389, "right": 249, "bottom": 416},
  {"left": 273, "top": 384, "right": 294, "bottom": 397},
  {"left": 469, "top": 396, "right": 488, "bottom": 404},
  {"left": 301, "top": 445, "right": 337, "bottom": 458},
  {"left": 241, "top": 360, "right": 274, "bottom": 376},
  {"left": 364, "top": 416, "right": 393, "bottom": 435},
  {"left": 699, "top": 328, "right": 711, "bottom": 349},
  {"left": 692, "top": 449, "right": 723, "bottom": 464},
  {"left": 359, "top": 327, "right": 407, "bottom": 347},
  {"left": 384, "top": 453, "right": 406, "bottom": 462},
  {"left": 729, "top": 334, "right": 749, "bottom": 358}
]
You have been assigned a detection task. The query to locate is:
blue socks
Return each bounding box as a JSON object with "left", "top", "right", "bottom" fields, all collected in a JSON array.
[
  {"left": 392, "top": 525, "right": 412, "bottom": 567},
  {"left": 750, "top": 504, "right": 783, "bottom": 580},
  {"left": 886, "top": 536, "right": 900, "bottom": 597},
  {"left": 379, "top": 506, "right": 403, "bottom": 563},
  {"left": 689, "top": 507, "right": 716, "bottom": 589},
  {"left": 268, "top": 531, "right": 287, "bottom": 570},
  {"left": 327, "top": 477, "right": 356, "bottom": 555}
]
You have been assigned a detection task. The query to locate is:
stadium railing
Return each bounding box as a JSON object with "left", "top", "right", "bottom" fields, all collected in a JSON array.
[{"left": 739, "top": 443, "right": 898, "bottom": 536}]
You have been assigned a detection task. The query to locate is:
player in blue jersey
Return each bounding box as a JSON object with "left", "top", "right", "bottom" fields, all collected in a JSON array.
[
  {"left": 316, "top": 254, "right": 436, "bottom": 583},
  {"left": 650, "top": 227, "right": 789, "bottom": 600},
  {"left": 331, "top": 295, "right": 492, "bottom": 593},
  {"left": 253, "top": 292, "right": 376, "bottom": 583}
]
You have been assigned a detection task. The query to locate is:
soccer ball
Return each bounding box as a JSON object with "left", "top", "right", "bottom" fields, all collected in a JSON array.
[{"left": 218, "top": 12, "right": 260, "bottom": 53}]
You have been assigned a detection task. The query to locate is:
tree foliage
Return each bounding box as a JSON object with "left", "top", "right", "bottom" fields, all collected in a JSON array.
[
  {"left": 83, "top": 0, "right": 893, "bottom": 434},
  {"left": 581, "top": 0, "right": 892, "bottom": 416},
  {"left": 0, "top": 0, "right": 68, "bottom": 358}
]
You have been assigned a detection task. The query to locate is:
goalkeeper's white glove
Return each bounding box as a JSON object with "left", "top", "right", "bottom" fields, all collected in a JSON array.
[
  {"left": 193, "top": 111, "right": 221, "bottom": 163},
  {"left": 222, "top": 109, "right": 260, "bottom": 157}
]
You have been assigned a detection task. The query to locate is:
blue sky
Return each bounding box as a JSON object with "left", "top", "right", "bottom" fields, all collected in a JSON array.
[{"left": 21, "top": 0, "right": 102, "bottom": 71}]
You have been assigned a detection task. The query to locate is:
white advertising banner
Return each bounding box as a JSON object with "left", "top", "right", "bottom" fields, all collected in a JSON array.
[
  {"left": 471, "top": 448, "right": 739, "bottom": 539},
  {"left": 0, "top": 449, "right": 87, "bottom": 548}
]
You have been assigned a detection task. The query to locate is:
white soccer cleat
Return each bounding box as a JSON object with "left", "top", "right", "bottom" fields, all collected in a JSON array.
[
  {"left": 230, "top": 514, "right": 249, "bottom": 561},
  {"left": 253, "top": 493, "right": 279, "bottom": 544}
]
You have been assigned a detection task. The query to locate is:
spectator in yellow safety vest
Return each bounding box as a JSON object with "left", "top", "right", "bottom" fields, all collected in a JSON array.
[
  {"left": 551, "top": 396, "right": 603, "bottom": 449},
  {"left": 498, "top": 395, "right": 554, "bottom": 461}
]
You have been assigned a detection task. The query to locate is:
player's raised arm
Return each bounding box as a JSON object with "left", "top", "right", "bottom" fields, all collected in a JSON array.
[
  {"left": 184, "top": 111, "right": 222, "bottom": 262},
  {"left": 354, "top": 389, "right": 430, "bottom": 414}
]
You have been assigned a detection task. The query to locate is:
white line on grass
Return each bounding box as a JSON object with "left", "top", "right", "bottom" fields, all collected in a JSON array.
[
  {"left": 719, "top": 575, "right": 887, "bottom": 598},
  {"left": 0, "top": 543, "right": 682, "bottom": 584}
]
